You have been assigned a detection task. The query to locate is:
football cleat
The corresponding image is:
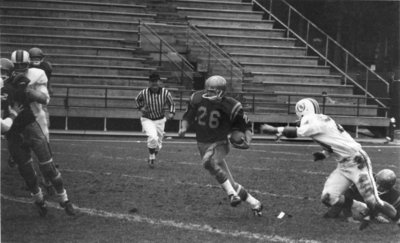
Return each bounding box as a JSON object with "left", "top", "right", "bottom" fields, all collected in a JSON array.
[
  {"left": 229, "top": 194, "right": 242, "bottom": 207},
  {"left": 148, "top": 158, "right": 155, "bottom": 169},
  {"left": 359, "top": 216, "right": 371, "bottom": 230},
  {"left": 34, "top": 200, "right": 48, "bottom": 217},
  {"left": 60, "top": 201, "right": 76, "bottom": 216},
  {"left": 251, "top": 202, "right": 263, "bottom": 217}
]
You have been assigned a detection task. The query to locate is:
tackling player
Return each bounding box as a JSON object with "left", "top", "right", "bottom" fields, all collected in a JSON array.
[
  {"left": 261, "top": 98, "right": 399, "bottom": 229},
  {"left": 136, "top": 73, "right": 175, "bottom": 168},
  {"left": 178, "top": 75, "right": 263, "bottom": 216},
  {"left": 2, "top": 50, "right": 75, "bottom": 217}
]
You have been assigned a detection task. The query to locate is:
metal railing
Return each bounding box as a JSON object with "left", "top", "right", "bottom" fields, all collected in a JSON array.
[
  {"left": 139, "top": 22, "right": 195, "bottom": 88},
  {"left": 141, "top": 22, "right": 245, "bottom": 92},
  {"left": 251, "top": 0, "right": 389, "bottom": 111}
]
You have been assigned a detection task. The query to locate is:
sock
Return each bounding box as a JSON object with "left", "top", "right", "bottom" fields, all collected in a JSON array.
[
  {"left": 246, "top": 194, "right": 260, "bottom": 208},
  {"left": 57, "top": 189, "right": 69, "bottom": 203},
  {"left": 31, "top": 187, "right": 44, "bottom": 203},
  {"left": 221, "top": 180, "right": 236, "bottom": 196},
  {"left": 149, "top": 154, "right": 156, "bottom": 160}
]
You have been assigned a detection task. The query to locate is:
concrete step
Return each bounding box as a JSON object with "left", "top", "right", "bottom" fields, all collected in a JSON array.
[
  {"left": 12, "top": 0, "right": 145, "bottom": 4},
  {"left": 1, "top": 42, "right": 137, "bottom": 57},
  {"left": 207, "top": 34, "right": 296, "bottom": 47},
  {"left": 242, "top": 63, "right": 331, "bottom": 75},
  {"left": 187, "top": 16, "right": 274, "bottom": 29},
  {"left": 0, "top": 6, "right": 156, "bottom": 22},
  {"left": 177, "top": 7, "right": 263, "bottom": 20},
  {"left": 195, "top": 25, "right": 285, "bottom": 38},
  {"left": 257, "top": 82, "right": 354, "bottom": 94},
  {"left": 220, "top": 43, "right": 307, "bottom": 56},
  {"left": 0, "top": 24, "right": 139, "bottom": 39},
  {"left": 0, "top": 15, "right": 141, "bottom": 29},
  {"left": 1, "top": 33, "right": 136, "bottom": 47},
  {"left": 273, "top": 91, "right": 368, "bottom": 105},
  {"left": 175, "top": 0, "right": 253, "bottom": 11},
  {"left": 52, "top": 63, "right": 155, "bottom": 76},
  {"left": 1, "top": 0, "right": 147, "bottom": 13},
  {"left": 250, "top": 72, "right": 342, "bottom": 84},
  {"left": 232, "top": 53, "right": 319, "bottom": 65},
  {"left": 52, "top": 73, "right": 151, "bottom": 86},
  {"left": 0, "top": 52, "right": 147, "bottom": 66}
]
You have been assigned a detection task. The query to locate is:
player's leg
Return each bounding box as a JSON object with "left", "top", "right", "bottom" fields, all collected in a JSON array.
[
  {"left": 140, "top": 117, "right": 159, "bottom": 168},
  {"left": 219, "top": 159, "right": 262, "bottom": 215},
  {"left": 198, "top": 142, "right": 241, "bottom": 207},
  {"left": 154, "top": 117, "right": 166, "bottom": 154},
  {"left": 321, "top": 167, "right": 353, "bottom": 216},
  {"left": 28, "top": 122, "right": 75, "bottom": 216},
  {"left": 7, "top": 131, "right": 47, "bottom": 216}
]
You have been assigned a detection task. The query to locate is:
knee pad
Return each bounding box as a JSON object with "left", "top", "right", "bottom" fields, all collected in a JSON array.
[
  {"left": 39, "top": 162, "right": 60, "bottom": 181},
  {"left": 18, "top": 160, "right": 39, "bottom": 192},
  {"left": 203, "top": 159, "right": 227, "bottom": 183}
]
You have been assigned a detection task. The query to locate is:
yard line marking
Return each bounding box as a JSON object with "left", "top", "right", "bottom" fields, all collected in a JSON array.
[
  {"left": 61, "top": 168, "right": 316, "bottom": 201},
  {"left": 48, "top": 138, "right": 400, "bottom": 149},
  {"left": 1, "top": 193, "right": 320, "bottom": 243}
]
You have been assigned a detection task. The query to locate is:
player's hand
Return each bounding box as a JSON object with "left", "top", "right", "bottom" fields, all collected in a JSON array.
[
  {"left": 178, "top": 128, "right": 187, "bottom": 137},
  {"left": 260, "top": 124, "right": 277, "bottom": 134},
  {"left": 167, "top": 112, "right": 174, "bottom": 120},
  {"left": 312, "top": 151, "right": 326, "bottom": 161},
  {"left": 9, "top": 103, "right": 24, "bottom": 116}
]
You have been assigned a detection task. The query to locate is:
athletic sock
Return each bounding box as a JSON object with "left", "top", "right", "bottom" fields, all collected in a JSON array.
[
  {"left": 57, "top": 189, "right": 69, "bottom": 203},
  {"left": 221, "top": 180, "right": 237, "bottom": 196},
  {"left": 31, "top": 187, "right": 44, "bottom": 203}
]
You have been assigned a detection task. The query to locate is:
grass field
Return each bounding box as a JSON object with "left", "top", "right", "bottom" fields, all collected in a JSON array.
[{"left": 1, "top": 135, "right": 399, "bottom": 243}]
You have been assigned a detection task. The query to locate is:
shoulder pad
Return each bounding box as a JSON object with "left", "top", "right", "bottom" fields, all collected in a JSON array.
[
  {"left": 189, "top": 90, "right": 206, "bottom": 105},
  {"left": 25, "top": 68, "right": 48, "bottom": 85}
]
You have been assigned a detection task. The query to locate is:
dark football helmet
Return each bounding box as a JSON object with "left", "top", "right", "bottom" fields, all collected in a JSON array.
[
  {"left": 11, "top": 50, "right": 30, "bottom": 73},
  {"left": 1, "top": 58, "right": 14, "bottom": 84},
  {"left": 376, "top": 169, "right": 396, "bottom": 194},
  {"left": 29, "top": 47, "right": 45, "bottom": 66}
]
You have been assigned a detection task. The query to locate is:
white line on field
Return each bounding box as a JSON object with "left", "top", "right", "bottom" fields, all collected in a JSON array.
[
  {"left": 1, "top": 193, "right": 320, "bottom": 243},
  {"left": 48, "top": 138, "right": 400, "bottom": 149},
  {"left": 61, "top": 168, "right": 316, "bottom": 201}
]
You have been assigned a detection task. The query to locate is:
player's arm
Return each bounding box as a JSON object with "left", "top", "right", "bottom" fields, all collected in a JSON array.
[
  {"left": 1, "top": 103, "right": 23, "bottom": 132},
  {"left": 230, "top": 104, "right": 252, "bottom": 149},
  {"left": 261, "top": 124, "right": 298, "bottom": 138},
  {"left": 25, "top": 84, "right": 49, "bottom": 105}
]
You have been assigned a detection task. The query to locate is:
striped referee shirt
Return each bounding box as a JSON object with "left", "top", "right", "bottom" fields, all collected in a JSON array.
[{"left": 136, "top": 88, "right": 175, "bottom": 120}]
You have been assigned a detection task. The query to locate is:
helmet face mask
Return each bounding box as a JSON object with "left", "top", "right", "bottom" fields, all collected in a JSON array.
[
  {"left": 202, "top": 75, "right": 227, "bottom": 101},
  {"left": 295, "top": 98, "right": 321, "bottom": 119},
  {"left": 11, "top": 50, "right": 30, "bottom": 74},
  {"left": 376, "top": 169, "right": 396, "bottom": 194}
]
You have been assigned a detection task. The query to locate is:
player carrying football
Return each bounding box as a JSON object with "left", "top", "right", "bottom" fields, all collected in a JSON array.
[
  {"left": 178, "top": 75, "right": 263, "bottom": 216},
  {"left": 261, "top": 98, "right": 399, "bottom": 229}
]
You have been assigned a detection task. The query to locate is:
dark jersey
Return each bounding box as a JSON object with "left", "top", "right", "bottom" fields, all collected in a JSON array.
[
  {"left": 182, "top": 90, "right": 251, "bottom": 143},
  {"left": 1, "top": 74, "right": 36, "bottom": 132}
]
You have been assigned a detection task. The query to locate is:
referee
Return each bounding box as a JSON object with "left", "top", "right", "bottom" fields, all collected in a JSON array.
[{"left": 136, "top": 72, "right": 175, "bottom": 168}]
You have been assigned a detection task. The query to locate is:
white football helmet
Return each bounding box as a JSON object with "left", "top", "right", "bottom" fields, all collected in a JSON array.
[
  {"left": 376, "top": 169, "right": 396, "bottom": 194},
  {"left": 202, "top": 75, "right": 227, "bottom": 101},
  {"left": 11, "top": 50, "right": 30, "bottom": 73},
  {"left": 295, "top": 98, "right": 321, "bottom": 118}
]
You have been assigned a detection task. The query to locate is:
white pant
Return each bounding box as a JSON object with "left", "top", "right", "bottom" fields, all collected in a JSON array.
[{"left": 140, "top": 117, "right": 166, "bottom": 151}]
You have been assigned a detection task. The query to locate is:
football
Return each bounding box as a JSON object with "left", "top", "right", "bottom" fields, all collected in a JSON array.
[{"left": 229, "top": 130, "right": 245, "bottom": 145}]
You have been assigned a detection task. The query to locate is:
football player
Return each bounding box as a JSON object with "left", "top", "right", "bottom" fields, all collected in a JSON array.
[
  {"left": 261, "top": 98, "right": 399, "bottom": 229},
  {"left": 28, "top": 47, "right": 53, "bottom": 95},
  {"left": 326, "top": 169, "right": 399, "bottom": 224},
  {"left": 178, "top": 75, "right": 263, "bottom": 216},
  {"left": 2, "top": 50, "right": 75, "bottom": 216}
]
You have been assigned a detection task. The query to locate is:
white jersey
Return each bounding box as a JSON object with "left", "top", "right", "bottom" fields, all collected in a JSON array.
[
  {"left": 25, "top": 67, "right": 50, "bottom": 140},
  {"left": 297, "top": 114, "right": 361, "bottom": 161}
]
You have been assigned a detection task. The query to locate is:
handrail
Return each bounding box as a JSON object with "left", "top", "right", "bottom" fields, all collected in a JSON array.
[
  {"left": 251, "top": 0, "right": 389, "bottom": 110},
  {"left": 51, "top": 84, "right": 389, "bottom": 118},
  {"left": 139, "top": 22, "right": 195, "bottom": 87},
  {"left": 143, "top": 22, "right": 245, "bottom": 91}
]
